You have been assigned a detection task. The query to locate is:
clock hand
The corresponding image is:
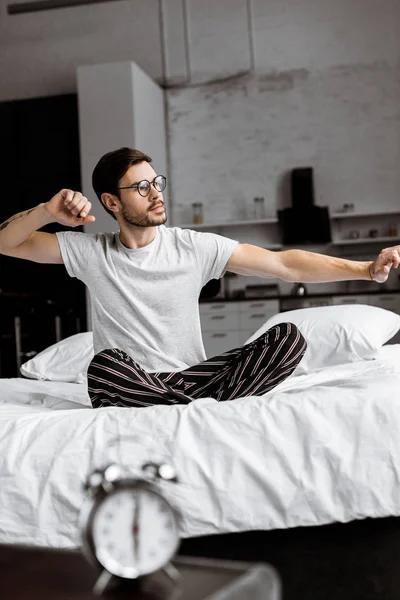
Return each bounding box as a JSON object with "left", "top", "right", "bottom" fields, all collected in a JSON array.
[{"left": 133, "top": 492, "right": 140, "bottom": 568}]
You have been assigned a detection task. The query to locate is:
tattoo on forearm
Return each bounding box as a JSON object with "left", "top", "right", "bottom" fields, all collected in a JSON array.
[{"left": 0, "top": 207, "right": 36, "bottom": 232}]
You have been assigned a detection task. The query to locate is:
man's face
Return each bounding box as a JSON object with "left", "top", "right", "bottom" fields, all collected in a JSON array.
[{"left": 117, "top": 161, "right": 167, "bottom": 228}]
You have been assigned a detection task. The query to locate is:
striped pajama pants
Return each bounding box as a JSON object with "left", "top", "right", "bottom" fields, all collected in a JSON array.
[{"left": 87, "top": 322, "right": 306, "bottom": 409}]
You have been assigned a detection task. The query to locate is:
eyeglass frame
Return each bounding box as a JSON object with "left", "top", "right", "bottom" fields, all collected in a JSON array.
[{"left": 117, "top": 175, "right": 167, "bottom": 197}]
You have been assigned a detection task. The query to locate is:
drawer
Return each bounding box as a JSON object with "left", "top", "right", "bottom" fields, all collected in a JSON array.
[
  {"left": 240, "top": 310, "right": 277, "bottom": 332},
  {"left": 199, "top": 302, "right": 241, "bottom": 316},
  {"left": 200, "top": 311, "right": 240, "bottom": 332},
  {"left": 300, "top": 297, "right": 333, "bottom": 308},
  {"left": 202, "top": 330, "right": 241, "bottom": 358},
  {"left": 369, "top": 294, "right": 400, "bottom": 314},
  {"left": 240, "top": 299, "right": 280, "bottom": 314},
  {"left": 331, "top": 295, "right": 370, "bottom": 306},
  {"left": 280, "top": 297, "right": 333, "bottom": 311}
]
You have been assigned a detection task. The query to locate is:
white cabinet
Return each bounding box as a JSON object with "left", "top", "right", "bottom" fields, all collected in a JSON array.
[
  {"left": 331, "top": 293, "right": 400, "bottom": 312},
  {"left": 201, "top": 330, "right": 242, "bottom": 357},
  {"left": 369, "top": 294, "right": 400, "bottom": 344},
  {"left": 331, "top": 294, "right": 371, "bottom": 306},
  {"left": 199, "top": 302, "right": 241, "bottom": 358},
  {"left": 281, "top": 296, "right": 333, "bottom": 311},
  {"left": 239, "top": 300, "right": 279, "bottom": 343},
  {"left": 331, "top": 293, "right": 400, "bottom": 344},
  {"left": 369, "top": 294, "right": 400, "bottom": 313},
  {"left": 199, "top": 300, "right": 279, "bottom": 358},
  {"left": 200, "top": 293, "right": 400, "bottom": 357}
]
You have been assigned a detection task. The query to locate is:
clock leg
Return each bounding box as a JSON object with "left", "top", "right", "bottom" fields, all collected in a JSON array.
[
  {"left": 162, "top": 562, "right": 182, "bottom": 585},
  {"left": 92, "top": 568, "right": 116, "bottom": 596}
]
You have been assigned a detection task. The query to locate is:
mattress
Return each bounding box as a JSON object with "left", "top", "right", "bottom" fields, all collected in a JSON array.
[{"left": 1, "top": 346, "right": 400, "bottom": 549}]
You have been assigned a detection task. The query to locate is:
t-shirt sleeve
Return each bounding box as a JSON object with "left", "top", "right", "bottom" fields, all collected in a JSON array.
[
  {"left": 189, "top": 230, "right": 239, "bottom": 286},
  {"left": 56, "top": 231, "right": 96, "bottom": 282}
]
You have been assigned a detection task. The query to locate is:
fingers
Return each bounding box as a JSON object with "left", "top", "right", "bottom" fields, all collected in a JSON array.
[
  {"left": 393, "top": 249, "right": 400, "bottom": 268},
  {"left": 61, "top": 190, "right": 92, "bottom": 218},
  {"left": 379, "top": 247, "right": 400, "bottom": 269},
  {"left": 81, "top": 215, "right": 96, "bottom": 223}
]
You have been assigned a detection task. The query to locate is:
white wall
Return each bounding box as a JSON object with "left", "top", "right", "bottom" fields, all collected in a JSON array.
[
  {"left": 165, "top": 0, "right": 400, "bottom": 225},
  {"left": 0, "top": 0, "right": 163, "bottom": 101},
  {"left": 168, "top": 62, "right": 400, "bottom": 225}
]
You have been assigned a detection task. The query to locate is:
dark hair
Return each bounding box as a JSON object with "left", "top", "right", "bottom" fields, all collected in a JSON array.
[{"left": 92, "top": 147, "right": 152, "bottom": 221}]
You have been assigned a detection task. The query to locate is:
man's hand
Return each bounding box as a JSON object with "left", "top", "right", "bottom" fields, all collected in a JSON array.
[
  {"left": 369, "top": 245, "right": 400, "bottom": 283},
  {"left": 44, "top": 189, "right": 96, "bottom": 228}
]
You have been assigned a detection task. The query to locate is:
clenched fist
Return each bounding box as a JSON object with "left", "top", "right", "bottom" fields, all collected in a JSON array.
[
  {"left": 44, "top": 189, "right": 96, "bottom": 227},
  {"left": 369, "top": 245, "right": 400, "bottom": 283}
]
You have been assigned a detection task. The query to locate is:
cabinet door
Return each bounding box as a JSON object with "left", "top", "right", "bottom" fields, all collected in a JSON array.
[
  {"left": 331, "top": 295, "right": 370, "bottom": 306},
  {"left": 370, "top": 295, "right": 400, "bottom": 344},
  {"left": 200, "top": 311, "right": 240, "bottom": 332},
  {"left": 368, "top": 294, "right": 400, "bottom": 314},
  {"left": 241, "top": 300, "right": 280, "bottom": 313},
  {"left": 202, "top": 330, "right": 242, "bottom": 358},
  {"left": 199, "top": 302, "right": 242, "bottom": 315},
  {"left": 240, "top": 300, "right": 278, "bottom": 332},
  {"left": 240, "top": 312, "right": 277, "bottom": 337},
  {"left": 281, "top": 297, "right": 333, "bottom": 311}
]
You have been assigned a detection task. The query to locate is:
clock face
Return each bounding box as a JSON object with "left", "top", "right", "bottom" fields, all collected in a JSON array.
[{"left": 91, "top": 486, "right": 179, "bottom": 578}]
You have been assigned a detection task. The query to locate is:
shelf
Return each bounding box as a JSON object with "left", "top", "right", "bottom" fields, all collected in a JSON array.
[
  {"left": 178, "top": 218, "right": 278, "bottom": 229},
  {"left": 331, "top": 210, "right": 400, "bottom": 219},
  {"left": 178, "top": 211, "right": 400, "bottom": 228},
  {"left": 331, "top": 236, "right": 400, "bottom": 246}
]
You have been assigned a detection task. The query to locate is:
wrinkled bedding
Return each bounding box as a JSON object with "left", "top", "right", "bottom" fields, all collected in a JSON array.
[{"left": 1, "top": 346, "right": 400, "bottom": 548}]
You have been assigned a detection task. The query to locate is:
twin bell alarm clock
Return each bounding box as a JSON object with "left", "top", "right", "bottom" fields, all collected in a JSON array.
[{"left": 79, "top": 461, "right": 181, "bottom": 596}]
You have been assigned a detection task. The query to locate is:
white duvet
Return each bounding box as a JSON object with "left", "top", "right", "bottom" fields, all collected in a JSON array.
[{"left": 1, "top": 346, "right": 400, "bottom": 549}]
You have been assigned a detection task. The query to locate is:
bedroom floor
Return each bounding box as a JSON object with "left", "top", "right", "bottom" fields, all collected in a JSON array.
[{"left": 179, "top": 516, "right": 400, "bottom": 600}]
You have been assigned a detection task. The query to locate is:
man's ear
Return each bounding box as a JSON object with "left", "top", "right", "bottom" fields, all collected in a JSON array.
[{"left": 101, "top": 193, "right": 120, "bottom": 214}]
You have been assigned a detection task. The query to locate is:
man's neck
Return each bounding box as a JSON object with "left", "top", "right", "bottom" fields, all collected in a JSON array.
[{"left": 118, "top": 226, "right": 158, "bottom": 249}]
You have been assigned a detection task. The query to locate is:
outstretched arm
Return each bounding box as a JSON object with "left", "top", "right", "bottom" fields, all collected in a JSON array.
[
  {"left": 225, "top": 243, "right": 400, "bottom": 284},
  {"left": 0, "top": 189, "right": 95, "bottom": 264}
]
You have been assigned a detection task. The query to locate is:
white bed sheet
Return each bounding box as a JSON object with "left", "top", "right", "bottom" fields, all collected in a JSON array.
[{"left": 1, "top": 345, "right": 400, "bottom": 549}]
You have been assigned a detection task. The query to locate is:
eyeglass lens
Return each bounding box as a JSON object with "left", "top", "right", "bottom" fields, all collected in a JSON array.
[{"left": 137, "top": 175, "right": 166, "bottom": 197}]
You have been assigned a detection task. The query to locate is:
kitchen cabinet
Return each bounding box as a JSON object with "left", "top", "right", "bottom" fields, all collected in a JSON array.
[
  {"left": 199, "top": 293, "right": 400, "bottom": 357},
  {"left": 199, "top": 300, "right": 279, "bottom": 358}
]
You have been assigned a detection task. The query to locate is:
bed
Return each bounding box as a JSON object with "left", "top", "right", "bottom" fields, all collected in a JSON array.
[{"left": 1, "top": 304, "right": 400, "bottom": 599}]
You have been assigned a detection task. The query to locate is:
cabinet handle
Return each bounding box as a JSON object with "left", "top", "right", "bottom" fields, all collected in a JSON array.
[
  {"left": 250, "top": 313, "right": 266, "bottom": 319},
  {"left": 211, "top": 315, "right": 225, "bottom": 320},
  {"left": 211, "top": 333, "right": 227, "bottom": 338}
]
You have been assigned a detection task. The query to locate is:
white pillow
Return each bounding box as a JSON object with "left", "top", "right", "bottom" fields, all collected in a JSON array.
[
  {"left": 244, "top": 304, "right": 400, "bottom": 375},
  {"left": 20, "top": 332, "right": 94, "bottom": 383}
]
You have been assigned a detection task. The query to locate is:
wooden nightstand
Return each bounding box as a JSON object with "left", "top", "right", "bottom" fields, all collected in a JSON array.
[{"left": 0, "top": 544, "right": 280, "bottom": 599}]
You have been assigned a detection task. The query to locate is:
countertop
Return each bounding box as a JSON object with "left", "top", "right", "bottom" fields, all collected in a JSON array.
[{"left": 199, "top": 289, "right": 400, "bottom": 303}]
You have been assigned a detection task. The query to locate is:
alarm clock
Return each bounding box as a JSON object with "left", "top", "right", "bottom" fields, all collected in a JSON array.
[{"left": 80, "top": 461, "right": 181, "bottom": 596}]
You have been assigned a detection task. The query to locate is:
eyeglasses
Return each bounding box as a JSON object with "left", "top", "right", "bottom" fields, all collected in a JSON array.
[{"left": 118, "top": 175, "right": 167, "bottom": 197}]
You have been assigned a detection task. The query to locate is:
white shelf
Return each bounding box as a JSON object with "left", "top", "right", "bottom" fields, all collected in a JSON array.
[
  {"left": 178, "top": 217, "right": 278, "bottom": 229},
  {"left": 331, "top": 236, "right": 400, "bottom": 246},
  {"left": 178, "top": 211, "right": 400, "bottom": 227},
  {"left": 331, "top": 210, "right": 400, "bottom": 219}
]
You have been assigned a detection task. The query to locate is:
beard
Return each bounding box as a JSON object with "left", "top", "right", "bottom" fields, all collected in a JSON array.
[{"left": 120, "top": 204, "right": 168, "bottom": 228}]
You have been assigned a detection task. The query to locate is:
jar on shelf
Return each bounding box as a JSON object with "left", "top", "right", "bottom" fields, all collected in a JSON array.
[
  {"left": 253, "top": 197, "right": 265, "bottom": 220},
  {"left": 192, "top": 202, "right": 203, "bottom": 224}
]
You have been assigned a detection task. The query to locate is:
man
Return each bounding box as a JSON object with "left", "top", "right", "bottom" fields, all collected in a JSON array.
[{"left": 0, "top": 147, "right": 399, "bottom": 408}]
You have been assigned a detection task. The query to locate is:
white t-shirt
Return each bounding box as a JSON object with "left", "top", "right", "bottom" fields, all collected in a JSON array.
[{"left": 56, "top": 226, "right": 238, "bottom": 372}]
